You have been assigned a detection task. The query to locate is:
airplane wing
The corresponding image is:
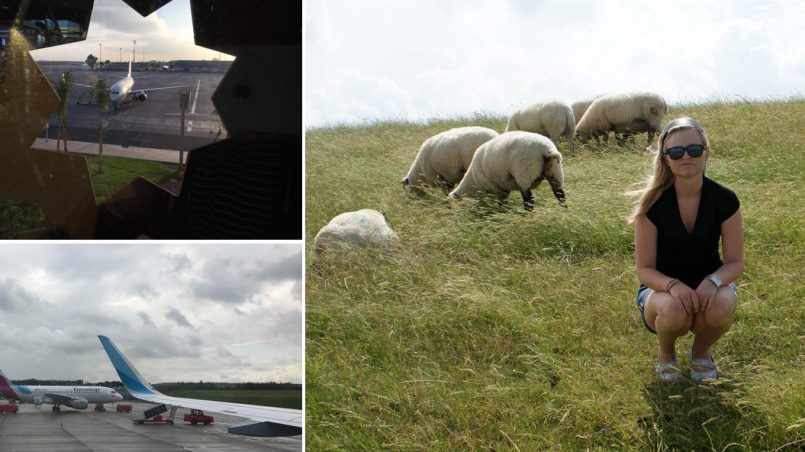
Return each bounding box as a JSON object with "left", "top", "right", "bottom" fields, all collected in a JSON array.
[
  {"left": 44, "top": 393, "right": 83, "bottom": 405},
  {"left": 134, "top": 84, "right": 190, "bottom": 93},
  {"left": 98, "top": 335, "right": 302, "bottom": 437}
]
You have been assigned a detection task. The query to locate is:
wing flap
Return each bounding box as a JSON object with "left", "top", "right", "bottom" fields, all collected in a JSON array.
[{"left": 136, "top": 85, "right": 190, "bottom": 93}]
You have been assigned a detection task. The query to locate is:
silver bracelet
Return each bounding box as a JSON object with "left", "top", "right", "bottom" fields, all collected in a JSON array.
[{"left": 705, "top": 273, "right": 722, "bottom": 288}]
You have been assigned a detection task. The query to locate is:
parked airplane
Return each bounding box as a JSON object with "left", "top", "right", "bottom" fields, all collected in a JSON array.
[
  {"left": 75, "top": 60, "right": 189, "bottom": 109},
  {"left": 0, "top": 368, "right": 123, "bottom": 412},
  {"left": 98, "top": 335, "right": 303, "bottom": 437}
]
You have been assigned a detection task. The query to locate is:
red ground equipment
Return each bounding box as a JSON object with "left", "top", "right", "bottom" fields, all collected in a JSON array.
[
  {"left": 183, "top": 409, "right": 214, "bottom": 425},
  {"left": 116, "top": 404, "right": 133, "bottom": 413},
  {"left": 0, "top": 404, "right": 19, "bottom": 413}
]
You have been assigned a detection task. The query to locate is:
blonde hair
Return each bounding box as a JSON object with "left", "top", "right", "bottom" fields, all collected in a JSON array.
[{"left": 627, "top": 117, "right": 710, "bottom": 223}]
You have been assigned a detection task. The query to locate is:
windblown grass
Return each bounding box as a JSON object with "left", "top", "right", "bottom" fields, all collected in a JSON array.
[{"left": 305, "top": 100, "right": 805, "bottom": 450}]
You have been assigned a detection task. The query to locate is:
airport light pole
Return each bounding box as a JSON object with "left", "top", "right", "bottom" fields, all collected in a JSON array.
[
  {"left": 133, "top": 40, "right": 136, "bottom": 69},
  {"left": 99, "top": 43, "right": 102, "bottom": 70}
]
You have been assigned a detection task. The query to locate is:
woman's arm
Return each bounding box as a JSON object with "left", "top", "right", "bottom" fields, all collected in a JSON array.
[
  {"left": 717, "top": 208, "right": 744, "bottom": 284},
  {"left": 635, "top": 215, "right": 698, "bottom": 313},
  {"left": 694, "top": 208, "right": 744, "bottom": 310}
]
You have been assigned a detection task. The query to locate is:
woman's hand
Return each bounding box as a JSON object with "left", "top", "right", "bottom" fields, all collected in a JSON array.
[
  {"left": 695, "top": 280, "right": 719, "bottom": 312},
  {"left": 670, "top": 282, "right": 699, "bottom": 314}
]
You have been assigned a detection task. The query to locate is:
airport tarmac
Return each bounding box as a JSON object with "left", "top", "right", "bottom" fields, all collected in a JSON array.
[
  {"left": 0, "top": 402, "right": 301, "bottom": 452},
  {"left": 37, "top": 64, "right": 226, "bottom": 152}
]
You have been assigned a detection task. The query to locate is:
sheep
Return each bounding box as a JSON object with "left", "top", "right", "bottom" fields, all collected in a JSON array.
[
  {"left": 505, "top": 100, "right": 575, "bottom": 153},
  {"left": 402, "top": 126, "right": 499, "bottom": 191},
  {"left": 449, "top": 131, "right": 566, "bottom": 210},
  {"left": 575, "top": 92, "right": 667, "bottom": 145},
  {"left": 571, "top": 95, "right": 604, "bottom": 125},
  {"left": 313, "top": 209, "right": 400, "bottom": 255}
]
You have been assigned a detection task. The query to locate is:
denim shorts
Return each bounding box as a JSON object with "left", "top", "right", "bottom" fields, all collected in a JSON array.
[{"left": 636, "top": 282, "right": 737, "bottom": 334}]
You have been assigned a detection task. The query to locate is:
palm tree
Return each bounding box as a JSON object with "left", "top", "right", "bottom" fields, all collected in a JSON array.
[
  {"left": 95, "top": 79, "right": 111, "bottom": 174},
  {"left": 55, "top": 72, "right": 72, "bottom": 152}
]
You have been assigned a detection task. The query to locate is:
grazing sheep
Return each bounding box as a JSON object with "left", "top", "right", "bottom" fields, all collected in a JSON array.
[
  {"left": 402, "top": 126, "right": 499, "bottom": 191},
  {"left": 449, "top": 131, "right": 566, "bottom": 210},
  {"left": 313, "top": 209, "right": 400, "bottom": 255},
  {"left": 571, "top": 95, "right": 604, "bottom": 125},
  {"left": 505, "top": 100, "right": 575, "bottom": 153},
  {"left": 575, "top": 92, "right": 667, "bottom": 145}
]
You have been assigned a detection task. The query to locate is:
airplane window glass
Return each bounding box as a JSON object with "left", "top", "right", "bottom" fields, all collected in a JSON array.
[{"left": 0, "top": 0, "right": 301, "bottom": 239}]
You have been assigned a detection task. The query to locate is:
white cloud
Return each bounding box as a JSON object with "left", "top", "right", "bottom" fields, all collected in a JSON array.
[
  {"left": 0, "top": 244, "right": 302, "bottom": 384},
  {"left": 305, "top": 0, "right": 805, "bottom": 127},
  {"left": 28, "top": 0, "right": 230, "bottom": 62}
]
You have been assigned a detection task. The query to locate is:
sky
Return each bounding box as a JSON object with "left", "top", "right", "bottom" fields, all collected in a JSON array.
[
  {"left": 0, "top": 243, "right": 303, "bottom": 384},
  {"left": 30, "top": 0, "right": 233, "bottom": 62},
  {"left": 304, "top": 0, "right": 805, "bottom": 128}
]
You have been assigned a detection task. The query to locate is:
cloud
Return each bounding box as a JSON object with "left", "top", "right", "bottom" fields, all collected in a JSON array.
[
  {"left": 0, "top": 278, "right": 42, "bottom": 312},
  {"left": 305, "top": 0, "right": 805, "bottom": 127},
  {"left": 190, "top": 251, "right": 302, "bottom": 304},
  {"left": 165, "top": 308, "right": 194, "bottom": 329},
  {"left": 131, "top": 283, "right": 159, "bottom": 298},
  {"left": 0, "top": 244, "right": 302, "bottom": 383},
  {"left": 28, "top": 0, "right": 229, "bottom": 62},
  {"left": 138, "top": 312, "right": 156, "bottom": 327}
]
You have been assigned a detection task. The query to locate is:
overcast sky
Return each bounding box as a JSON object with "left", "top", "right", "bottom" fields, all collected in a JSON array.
[
  {"left": 30, "top": 0, "right": 233, "bottom": 62},
  {"left": 0, "top": 244, "right": 302, "bottom": 384},
  {"left": 304, "top": 0, "right": 805, "bottom": 128}
]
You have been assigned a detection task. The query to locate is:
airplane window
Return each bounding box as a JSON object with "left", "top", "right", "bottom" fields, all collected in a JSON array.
[{"left": 0, "top": 0, "right": 301, "bottom": 239}]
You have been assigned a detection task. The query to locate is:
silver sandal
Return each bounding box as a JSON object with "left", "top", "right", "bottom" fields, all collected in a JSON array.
[
  {"left": 655, "top": 355, "right": 683, "bottom": 383},
  {"left": 689, "top": 348, "right": 718, "bottom": 381}
]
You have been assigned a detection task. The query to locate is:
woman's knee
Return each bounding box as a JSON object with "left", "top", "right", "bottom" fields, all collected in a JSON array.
[
  {"left": 705, "top": 290, "right": 736, "bottom": 328},
  {"left": 651, "top": 294, "right": 692, "bottom": 332}
]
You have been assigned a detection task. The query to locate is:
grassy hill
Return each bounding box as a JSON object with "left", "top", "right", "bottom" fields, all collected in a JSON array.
[{"left": 305, "top": 100, "right": 804, "bottom": 450}]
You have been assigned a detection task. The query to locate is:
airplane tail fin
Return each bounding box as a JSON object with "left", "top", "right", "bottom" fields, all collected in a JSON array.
[
  {"left": 0, "top": 369, "right": 21, "bottom": 400},
  {"left": 127, "top": 60, "right": 132, "bottom": 78},
  {"left": 98, "top": 336, "right": 160, "bottom": 398}
]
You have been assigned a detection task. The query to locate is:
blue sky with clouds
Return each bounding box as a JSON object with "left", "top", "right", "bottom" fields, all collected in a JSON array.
[{"left": 304, "top": 0, "right": 805, "bottom": 128}]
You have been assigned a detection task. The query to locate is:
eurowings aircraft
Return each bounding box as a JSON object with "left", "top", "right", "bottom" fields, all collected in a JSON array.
[
  {"left": 98, "top": 335, "right": 303, "bottom": 437},
  {"left": 76, "top": 61, "right": 189, "bottom": 109},
  {"left": 0, "top": 368, "right": 123, "bottom": 412}
]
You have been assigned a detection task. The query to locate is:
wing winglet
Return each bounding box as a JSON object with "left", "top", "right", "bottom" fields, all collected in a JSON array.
[{"left": 98, "top": 335, "right": 159, "bottom": 398}]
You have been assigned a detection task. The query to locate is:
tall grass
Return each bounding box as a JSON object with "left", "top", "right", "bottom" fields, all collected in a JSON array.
[{"left": 306, "top": 100, "right": 805, "bottom": 450}]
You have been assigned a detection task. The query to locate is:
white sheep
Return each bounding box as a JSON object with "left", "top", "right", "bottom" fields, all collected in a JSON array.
[
  {"left": 313, "top": 209, "right": 400, "bottom": 255},
  {"left": 505, "top": 100, "right": 575, "bottom": 153},
  {"left": 449, "top": 131, "right": 566, "bottom": 210},
  {"left": 575, "top": 92, "right": 667, "bottom": 145},
  {"left": 571, "top": 95, "right": 604, "bottom": 127},
  {"left": 402, "top": 126, "right": 499, "bottom": 191}
]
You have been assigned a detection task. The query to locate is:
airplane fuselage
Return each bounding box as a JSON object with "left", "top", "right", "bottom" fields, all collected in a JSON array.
[
  {"left": 110, "top": 76, "right": 134, "bottom": 105},
  {"left": 12, "top": 385, "right": 122, "bottom": 405}
]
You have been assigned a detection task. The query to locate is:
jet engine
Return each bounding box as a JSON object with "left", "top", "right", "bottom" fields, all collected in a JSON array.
[
  {"left": 67, "top": 398, "right": 89, "bottom": 410},
  {"left": 133, "top": 91, "right": 147, "bottom": 101},
  {"left": 34, "top": 396, "right": 43, "bottom": 405}
]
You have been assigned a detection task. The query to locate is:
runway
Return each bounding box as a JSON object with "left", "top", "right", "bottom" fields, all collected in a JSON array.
[
  {"left": 37, "top": 64, "right": 226, "bottom": 152},
  {"left": 0, "top": 402, "right": 302, "bottom": 452}
]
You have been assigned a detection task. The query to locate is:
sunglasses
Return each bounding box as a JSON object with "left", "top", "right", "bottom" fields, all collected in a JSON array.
[{"left": 665, "top": 144, "right": 705, "bottom": 160}]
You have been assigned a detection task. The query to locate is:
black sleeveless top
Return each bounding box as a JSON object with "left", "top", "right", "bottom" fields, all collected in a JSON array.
[{"left": 646, "top": 177, "right": 740, "bottom": 289}]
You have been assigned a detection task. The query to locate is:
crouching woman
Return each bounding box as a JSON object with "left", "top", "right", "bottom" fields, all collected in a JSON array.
[{"left": 629, "top": 117, "right": 743, "bottom": 382}]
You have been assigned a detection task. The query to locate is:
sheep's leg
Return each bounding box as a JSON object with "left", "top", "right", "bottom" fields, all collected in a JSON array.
[
  {"left": 566, "top": 130, "right": 575, "bottom": 154},
  {"left": 437, "top": 174, "right": 454, "bottom": 195},
  {"left": 521, "top": 189, "right": 535, "bottom": 211}
]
